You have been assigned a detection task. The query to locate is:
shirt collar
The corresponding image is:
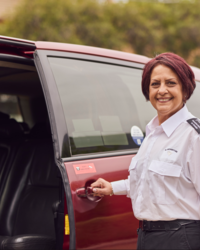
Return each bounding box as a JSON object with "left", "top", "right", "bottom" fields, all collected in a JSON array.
[{"left": 146, "top": 105, "right": 191, "bottom": 137}]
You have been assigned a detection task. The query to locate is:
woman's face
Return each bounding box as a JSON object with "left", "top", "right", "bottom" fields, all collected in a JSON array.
[{"left": 149, "top": 64, "right": 185, "bottom": 124}]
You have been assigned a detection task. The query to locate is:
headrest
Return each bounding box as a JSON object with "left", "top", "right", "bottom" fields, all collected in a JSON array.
[
  {"left": 29, "top": 122, "right": 51, "bottom": 139},
  {"left": 0, "top": 118, "right": 24, "bottom": 139}
]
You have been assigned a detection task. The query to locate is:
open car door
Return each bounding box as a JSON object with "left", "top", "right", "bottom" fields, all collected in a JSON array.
[{"left": 33, "top": 47, "right": 153, "bottom": 250}]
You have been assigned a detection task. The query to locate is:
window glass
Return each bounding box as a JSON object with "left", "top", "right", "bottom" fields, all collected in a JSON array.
[
  {"left": 187, "top": 81, "right": 200, "bottom": 118},
  {"left": 48, "top": 57, "right": 156, "bottom": 156},
  {"left": 0, "top": 95, "right": 23, "bottom": 122}
]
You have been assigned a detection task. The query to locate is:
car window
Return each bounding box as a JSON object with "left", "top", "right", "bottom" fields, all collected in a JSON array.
[
  {"left": 48, "top": 57, "right": 156, "bottom": 156},
  {"left": 0, "top": 94, "right": 23, "bottom": 122},
  {"left": 187, "top": 81, "right": 200, "bottom": 118}
]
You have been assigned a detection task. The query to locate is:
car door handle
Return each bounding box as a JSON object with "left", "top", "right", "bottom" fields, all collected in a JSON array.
[
  {"left": 76, "top": 186, "right": 94, "bottom": 197},
  {"left": 76, "top": 180, "right": 102, "bottom": 202},
  {"left": 76, "top": 187, "right": 87, "bottom": 198}
]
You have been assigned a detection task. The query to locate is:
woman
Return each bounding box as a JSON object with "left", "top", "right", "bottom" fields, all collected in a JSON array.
[{"left": 91, "top": 52, "right": 200, "bottom": 250}]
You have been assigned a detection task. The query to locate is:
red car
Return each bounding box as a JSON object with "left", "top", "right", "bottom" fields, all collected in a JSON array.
[{"left": 0, "top": 36, "right": 200, "bottom": 250}]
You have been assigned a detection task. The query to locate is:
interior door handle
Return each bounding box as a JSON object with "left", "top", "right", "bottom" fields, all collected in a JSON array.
[{"left": 76, "top": 180, "right": 102, "bottom": 202}]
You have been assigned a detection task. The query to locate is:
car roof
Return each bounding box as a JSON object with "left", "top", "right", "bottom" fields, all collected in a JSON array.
[
  {"left": 1, "top": 35, "right": 200, "bottom": 81},
  {"left": 35, "top": 41, "right": 150, "bottom": 65},
  {"left": 0, "top": 35, "right": 149, "bottom": 64}
]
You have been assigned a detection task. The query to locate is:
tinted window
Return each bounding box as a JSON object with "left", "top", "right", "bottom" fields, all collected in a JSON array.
[
  {"left": 0, "top": 95, "right": 23, "bottom": 122},
  {"left": 48, "top": 57, "right": 156, "bottom": 156}
]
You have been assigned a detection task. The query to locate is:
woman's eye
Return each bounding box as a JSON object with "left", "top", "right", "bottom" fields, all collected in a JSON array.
[
  {"left": 168, "top": 81, "right": 176, "bottom": 85},
  {"left": 151, "top": 82, "right": 159, "bottom": 86}
]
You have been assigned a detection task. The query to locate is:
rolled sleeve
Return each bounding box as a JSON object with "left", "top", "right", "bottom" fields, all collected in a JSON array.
[{"left": 111, "top": 176, "right": 130, "bottom": 197}]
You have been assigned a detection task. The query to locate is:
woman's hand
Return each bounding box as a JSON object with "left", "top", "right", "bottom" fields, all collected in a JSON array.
[{"left": 91, "top": 178, "right": 113, "bottom": 196}]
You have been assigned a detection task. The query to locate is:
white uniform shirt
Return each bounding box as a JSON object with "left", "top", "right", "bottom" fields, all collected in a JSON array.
[{"left": 111, "top": 105, "right": 200, "bottom": 221}]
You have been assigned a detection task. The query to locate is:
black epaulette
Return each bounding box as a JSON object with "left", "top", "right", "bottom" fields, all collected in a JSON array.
[{"left": 187, "top": 118, "right": 200, "bottom": 134}]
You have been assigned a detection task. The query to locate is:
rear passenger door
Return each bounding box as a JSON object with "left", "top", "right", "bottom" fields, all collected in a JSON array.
[{"left": 34, "top": 50, "right": 156, "bottom": 250}]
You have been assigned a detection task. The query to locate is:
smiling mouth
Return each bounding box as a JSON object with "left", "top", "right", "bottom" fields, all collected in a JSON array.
[{"left": 157, "top": 98, "right": 173, "bottom": 103}]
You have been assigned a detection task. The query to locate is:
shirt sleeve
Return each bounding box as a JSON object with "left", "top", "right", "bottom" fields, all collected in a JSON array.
[
  {"left": 188, "top": 135, "right": 200, "bottom": 195},
  {"left": 111, "top": 175, "right": 130, "bottom": 197}
]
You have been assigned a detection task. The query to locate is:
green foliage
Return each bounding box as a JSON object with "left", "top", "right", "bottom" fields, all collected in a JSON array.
[
  {"left": 1, "top": 0, "right": 200, "bottom": 67},
  {"left": 0, "top": 0, "right": 124, "bottom": 49}
]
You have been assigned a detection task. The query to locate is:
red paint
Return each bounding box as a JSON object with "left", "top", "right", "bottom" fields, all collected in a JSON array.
[
  {"left": 0, "top": 35, "right": 34, "bottom": 44},
  {"left": 64, "top": 154, "right": 138, "bottom": 249},
  {"left": 1, "top": 35, "right": 200, "bottom": 81},
  {"left": 35, "top": 41, "right": 149, "bottom": 65},
  {"left": 73, "top": 163, "right": 96, "bottom": 175},
  {"left": 24, "top": 51, "right": 34, "bottom": 54}
]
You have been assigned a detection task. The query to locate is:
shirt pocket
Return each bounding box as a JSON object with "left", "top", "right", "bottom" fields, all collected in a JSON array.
[
  {"left": 160, "top": 150, "right": 178, "bottom": 163},
  {"left": 148, "top": 160, "right": 182, "bottom": 205},
  {"left": 129, "top": 158, "right": 138, "bottom": 200}
]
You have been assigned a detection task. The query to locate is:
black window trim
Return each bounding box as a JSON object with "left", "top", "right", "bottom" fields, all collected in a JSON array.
[{"left": 47, "top": 54, "right": 145, "bottom": 70}]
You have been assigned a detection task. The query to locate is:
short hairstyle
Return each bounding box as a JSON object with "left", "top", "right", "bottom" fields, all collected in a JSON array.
[{"left": 142, "top": 52, "right": 196, "bottom": 101}]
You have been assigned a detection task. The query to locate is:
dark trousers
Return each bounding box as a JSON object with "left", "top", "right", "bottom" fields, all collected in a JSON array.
[{"left": 137, "top": 222, "right": 200, "bottom": 250}]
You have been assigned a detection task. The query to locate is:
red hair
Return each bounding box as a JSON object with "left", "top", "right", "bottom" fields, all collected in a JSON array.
[{"left": 142, "top": 52, "right": 196, "bottom": 101}]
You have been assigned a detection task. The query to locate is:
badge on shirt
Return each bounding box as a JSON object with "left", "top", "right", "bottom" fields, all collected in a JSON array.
[
  {"left": 160, "top": 148, "right": 178, "bottom": 162},
  {"left": 131, "top": 126, "right": 144, "bottom": 146}
]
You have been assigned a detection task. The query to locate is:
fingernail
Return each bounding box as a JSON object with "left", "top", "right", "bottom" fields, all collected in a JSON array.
[{"left": 93, "top": 188, "right": 97, "bottom": 192}]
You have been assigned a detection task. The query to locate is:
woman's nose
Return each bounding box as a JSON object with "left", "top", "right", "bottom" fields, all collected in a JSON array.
[{"left": 158, "top": 83, "right": 168, "bottom": 94}]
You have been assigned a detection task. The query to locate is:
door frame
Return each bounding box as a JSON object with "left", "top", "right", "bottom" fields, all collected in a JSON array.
[{"left": 34, "top": 50, "right": 76, "bottom": 249}]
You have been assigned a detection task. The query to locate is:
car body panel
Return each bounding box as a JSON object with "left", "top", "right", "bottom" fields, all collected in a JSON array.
[
  {"left": 35, "top": 41, "right": 149, "bottom": 65},
  {"left": 64, "top": 154, "right": 138, "bottom": 249}
]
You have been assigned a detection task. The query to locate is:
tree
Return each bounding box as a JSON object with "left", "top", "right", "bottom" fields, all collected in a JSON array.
[
  {"left": 0, "top": 0, "right": 124, "bottom": 49},
  {"left": 1, "top": 0, "right": 200, "bottom": 67}
]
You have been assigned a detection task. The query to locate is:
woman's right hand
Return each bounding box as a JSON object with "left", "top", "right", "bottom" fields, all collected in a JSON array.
[{"left": 91, "top": 178, "right": 113, "bottom": 196}]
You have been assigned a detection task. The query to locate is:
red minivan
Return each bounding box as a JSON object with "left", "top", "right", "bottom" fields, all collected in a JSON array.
[{"left": 0, "top": 36, "right": 200, "bottom": 250}]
